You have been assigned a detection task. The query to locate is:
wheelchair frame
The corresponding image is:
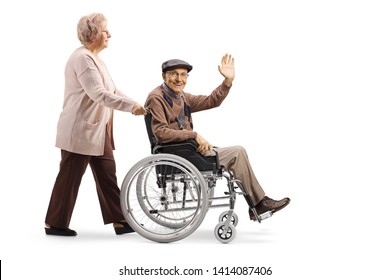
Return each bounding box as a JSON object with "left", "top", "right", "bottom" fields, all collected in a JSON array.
[{"left": 120, "top": 112, "right": 273, "bottom": 243}]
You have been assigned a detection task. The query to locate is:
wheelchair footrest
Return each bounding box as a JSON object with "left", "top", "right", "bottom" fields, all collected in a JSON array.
[{"left": 256, "top": 210, "right": 274, "bottom": 222}]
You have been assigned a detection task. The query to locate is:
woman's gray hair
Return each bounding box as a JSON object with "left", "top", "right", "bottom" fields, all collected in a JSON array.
[{"left": 77, "top": 13, "right": 106, "bottom": 46}]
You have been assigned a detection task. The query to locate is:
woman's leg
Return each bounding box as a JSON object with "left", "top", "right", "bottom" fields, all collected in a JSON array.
[
  {"left": 89, "top": 132, "right": 124, "bottom": 224},
  {"left": 45, "top": 150, "right": 90, "bottom": 229}
]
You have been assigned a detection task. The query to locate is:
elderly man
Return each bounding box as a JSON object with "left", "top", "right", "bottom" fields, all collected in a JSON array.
[{"left": 145, "top": 54, "right": 290, "bottom": 221}]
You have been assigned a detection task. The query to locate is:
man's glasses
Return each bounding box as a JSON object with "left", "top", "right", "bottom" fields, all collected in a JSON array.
[{"left": 167, "top": 71, "right": 189, "bottom": 79}]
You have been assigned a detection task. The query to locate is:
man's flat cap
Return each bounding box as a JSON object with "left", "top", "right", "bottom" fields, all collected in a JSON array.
[{"left": 161, "top": 59, "right": 193, "bottom": 72}]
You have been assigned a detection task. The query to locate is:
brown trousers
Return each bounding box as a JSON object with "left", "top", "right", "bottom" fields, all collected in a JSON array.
[
  {"left": 205, "top": 145, "right": 266, "bottom": 206},
  {"left": 45, "top": 132, "right": 124, "bottom": 229}
]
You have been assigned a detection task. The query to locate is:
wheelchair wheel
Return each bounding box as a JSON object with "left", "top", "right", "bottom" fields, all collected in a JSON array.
[
  {"left": 121, "top": 154, "right": 209, "bottom": 243},
  {"left": 214, "top": 222, "right": 236, "bottom": 243}
]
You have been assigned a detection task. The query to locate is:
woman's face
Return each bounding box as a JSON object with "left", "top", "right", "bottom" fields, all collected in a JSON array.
[
  {"left": 97, "top": 21, "right": 111, "bottom": 49},
  {"left": 90, "top": 20, "right": 111, "bottom": 52}
]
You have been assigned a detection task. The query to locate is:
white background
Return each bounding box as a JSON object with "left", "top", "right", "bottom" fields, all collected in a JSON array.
[{"left": 1, "top": 0, "right": 390, "bottom": 279}]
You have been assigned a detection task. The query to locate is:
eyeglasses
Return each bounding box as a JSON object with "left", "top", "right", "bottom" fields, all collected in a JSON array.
[{"left": 167, "top": 71, "right": 189, "bottom": 79}]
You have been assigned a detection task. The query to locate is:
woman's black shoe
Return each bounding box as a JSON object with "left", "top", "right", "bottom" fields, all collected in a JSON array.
[
  {"left": 114, "top": 222, "right": 135, "bottom": 235},
  {"left": 45, "top": 226, "right": 77, "bottom": 236}
]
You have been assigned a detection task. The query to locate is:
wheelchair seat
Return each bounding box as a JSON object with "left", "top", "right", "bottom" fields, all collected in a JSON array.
[{"left": 144, "top": 111, "right": 221, "bottom": 172}]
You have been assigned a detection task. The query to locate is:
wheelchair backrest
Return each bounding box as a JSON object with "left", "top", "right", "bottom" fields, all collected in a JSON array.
[{"left": 144, "top": 110, "right": 158, "bottom": 153}]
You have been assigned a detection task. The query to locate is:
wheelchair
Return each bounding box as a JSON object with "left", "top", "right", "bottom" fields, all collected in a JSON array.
[{"left": 120, "top": 112, "right": 274, "bottom": 243}]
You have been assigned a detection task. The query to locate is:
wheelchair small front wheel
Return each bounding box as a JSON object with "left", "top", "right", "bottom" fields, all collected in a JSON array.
[{"left": 214, "top": 222, "right": 236, "bottom": 243}]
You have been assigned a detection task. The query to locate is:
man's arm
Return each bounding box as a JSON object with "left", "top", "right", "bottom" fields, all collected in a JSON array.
[
  {"left": 189, "top": 54, "right": 235, "bottom": 113},
  {"left": 193, "top": 54, "right": 235, "bottom": 153}
]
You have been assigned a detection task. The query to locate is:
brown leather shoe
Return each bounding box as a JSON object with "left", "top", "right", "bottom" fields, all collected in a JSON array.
[{"left": 249, "top": 196, "right": 290, "bottom": 221}]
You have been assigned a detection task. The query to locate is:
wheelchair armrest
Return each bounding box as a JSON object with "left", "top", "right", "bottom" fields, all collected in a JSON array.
[
  {"left": 212, "top": 146, "right": 221, "bottom": 169},
  {"left": 153, "top": 140, "right": 198, "bottom": 154},
  {"left": 153, "top": 140, "right": 221, "bottom": 172}
]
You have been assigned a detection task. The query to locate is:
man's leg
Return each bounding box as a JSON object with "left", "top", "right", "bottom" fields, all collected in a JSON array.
[
  {"left": 217, "top": 146, "right": 265, "bottom": 206},
  {"left": 216, "top": 145, "right": 290, "bottom": 219}
]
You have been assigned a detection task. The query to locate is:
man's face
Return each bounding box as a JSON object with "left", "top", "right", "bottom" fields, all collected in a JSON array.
[{"left": 163, "top": 68, "right": 189, "bottom": 95}]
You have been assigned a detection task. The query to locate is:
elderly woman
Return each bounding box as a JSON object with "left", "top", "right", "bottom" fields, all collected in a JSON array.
[{"left": 44, "top": 13, "right": 146, "bottom": 236}]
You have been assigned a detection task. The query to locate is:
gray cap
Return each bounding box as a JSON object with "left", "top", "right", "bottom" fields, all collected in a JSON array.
[{"left": 161, "top": 59, "right": 193, "bottom": 73}]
